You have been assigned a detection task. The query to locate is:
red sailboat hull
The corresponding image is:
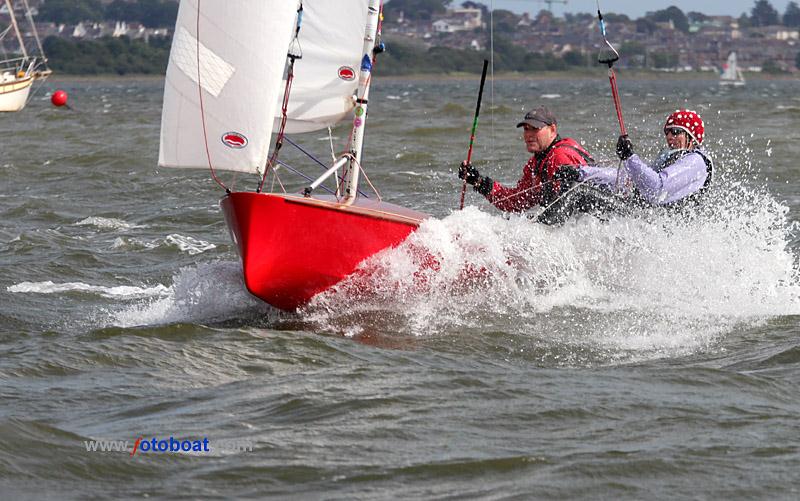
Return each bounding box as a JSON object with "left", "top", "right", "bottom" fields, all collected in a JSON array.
[{"left": 220, "top": 192, "right": 427, "bottom": 311}]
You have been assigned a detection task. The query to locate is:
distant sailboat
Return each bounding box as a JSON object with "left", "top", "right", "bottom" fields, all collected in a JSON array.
[
  {"left": 0, "top": 0, "right": 51, "bottom": 111},
  {"left": 719, "top": 51, "right": 745, "bottom": 87}
]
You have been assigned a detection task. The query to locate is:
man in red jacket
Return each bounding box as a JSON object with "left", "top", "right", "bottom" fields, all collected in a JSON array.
[{"left": 459, "top": 105, "right": 595, "bottom": 224}]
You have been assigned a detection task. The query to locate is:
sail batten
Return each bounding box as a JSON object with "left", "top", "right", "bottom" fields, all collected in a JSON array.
[{"left": 159, "top": 0, "right": 299, "bottom": 173}]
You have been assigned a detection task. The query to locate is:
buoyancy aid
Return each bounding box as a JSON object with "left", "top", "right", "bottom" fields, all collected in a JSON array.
[
  {"left": 644, "top": 147, "right": 714, "bottom": 207},
  {"left": 532, "top": 136, "right": 596, "bottom": 205}
]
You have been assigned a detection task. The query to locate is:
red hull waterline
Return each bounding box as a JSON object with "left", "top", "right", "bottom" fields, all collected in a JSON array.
[{"left": 221, "top": 192, "right": 427, "bottom": 311}]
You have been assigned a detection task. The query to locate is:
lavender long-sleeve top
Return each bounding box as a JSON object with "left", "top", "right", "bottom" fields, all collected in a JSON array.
[{"left": 580, "top": 149, "right": 710, "bottom": 205}]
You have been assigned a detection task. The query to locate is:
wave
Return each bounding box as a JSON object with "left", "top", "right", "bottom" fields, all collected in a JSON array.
[
  {"left": 111, "top": 261, "right": 274, "bottom": 328},
  {"left": 304, "top": 173, "right": 800, "bottom": 362},
  {"left": 7, "top": 281, "right": 168, "bottom": 299},
  {"left": 74, "top": 216, "right": 144, "bottom": 230},
  {"left": 164, "top": 234, "right": 216, "bottom": 255}
]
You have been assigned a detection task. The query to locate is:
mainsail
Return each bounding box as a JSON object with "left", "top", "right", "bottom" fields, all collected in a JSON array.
[
  {"left": 158, "top": 0, "right": 299, "bottom": 173},
  {"left": 159, "top": 0, "right": 372, "bottom": 174},
  {"left": 278, "top": 1, "right": 369, "bottom": 134}
]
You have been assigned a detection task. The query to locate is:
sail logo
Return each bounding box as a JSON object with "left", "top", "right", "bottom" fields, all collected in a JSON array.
[
  {"left": 221, "top": 132, "right": 248, "bottom": 149},
  {"left": 338, "top": 66, "right": 356, "bottom": 81}
]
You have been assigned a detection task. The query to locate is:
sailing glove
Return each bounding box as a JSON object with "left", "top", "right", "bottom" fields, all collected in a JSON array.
[
  {"left": 616, "top": 134, "right": 634, "bottom": 161},
  {"left": 458, "top": 161, "right": 481, "bottom": 185},
  {"left": 459, "top": 161, "right": 493, "bottom": 196},
  {"left": 554, "top": 166, "right": 581, "bottom": 184},
  {"left": 474, "top": 176, "right": 493, "bottom": 196}
]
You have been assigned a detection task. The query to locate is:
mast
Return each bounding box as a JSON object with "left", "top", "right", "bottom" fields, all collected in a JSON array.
[
  {"left": 342, "top": 0, "right": 381, "bottom": 205},
  {"left": 22, "top": 0, "right": 47, "bottom": 70},
  {"left": 5, "top": 0, "right": 29, "bottom": 60}
]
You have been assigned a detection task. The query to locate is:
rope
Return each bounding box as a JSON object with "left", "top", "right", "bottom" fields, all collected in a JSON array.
[
  {"left": 195, "top": 0, "right": 228, "bottom": 192},
  {"left": 353, "top": 156, "right": 382, "bottom": 202},
  {"left": 258, "top": 58, "right": 295, "bottom": 192}
]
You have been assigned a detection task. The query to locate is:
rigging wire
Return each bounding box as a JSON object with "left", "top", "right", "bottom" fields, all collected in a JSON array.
[
  {"left": 258, "top": 2, "right": 304, "bottom": 193},
  {"left": 283, "top": 133, "right": 369, "bottom": 198},
  {"left": 489, "top": 0, "right": 495, "bottom": 160},
  {"left": 276, "top": 159, "right": 337, "bottom": 195},
  {"left": 21, "top": 0, "right": 48, "bottom": 72}
]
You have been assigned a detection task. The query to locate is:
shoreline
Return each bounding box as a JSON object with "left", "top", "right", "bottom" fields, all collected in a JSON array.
[
  {"left": 377, "top": 69, "right": 800, "bottom": 81},
  {"left": 45, "top": 70, "right": 800, "bottom": 82}
]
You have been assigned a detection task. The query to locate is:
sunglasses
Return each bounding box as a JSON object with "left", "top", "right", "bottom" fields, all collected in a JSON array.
[{"left": 664, "top": 127, "right": 686, "bottom": 136}]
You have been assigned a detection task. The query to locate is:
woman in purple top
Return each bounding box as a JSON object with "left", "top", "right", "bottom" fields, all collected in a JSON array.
[{"left": 580, "top": 109, "right": 714, "bottom": 207}]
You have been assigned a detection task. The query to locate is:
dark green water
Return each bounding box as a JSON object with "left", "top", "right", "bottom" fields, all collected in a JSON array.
[{"left": 1, "top": 75, "right": 799, "bottom": 498}]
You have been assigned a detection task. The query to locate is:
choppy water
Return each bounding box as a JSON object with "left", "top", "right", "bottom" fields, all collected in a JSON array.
[{"left": 2, "top": 75, "right": 800, "bottom": 498}]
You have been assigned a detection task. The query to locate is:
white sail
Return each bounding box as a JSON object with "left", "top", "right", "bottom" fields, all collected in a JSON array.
[
  {"left": 159, "top": 0, "right": 299, "bottom": 173},
  {"left": 720, "top": 52, "right": 745, "bottom": 86},
  {"left": 721, "top": 52, "right": 737, "bottom": 80},
  {"left": 279, "top": 1, "right": 370, "bottom": 134}
]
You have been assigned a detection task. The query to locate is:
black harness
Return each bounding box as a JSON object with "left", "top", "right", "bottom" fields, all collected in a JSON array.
[
  {"left": 533, "top": 136, "right": 596, "bottom": 204},
  {"left": 647, "top": 148, "right": 714, "bottom": 208}
]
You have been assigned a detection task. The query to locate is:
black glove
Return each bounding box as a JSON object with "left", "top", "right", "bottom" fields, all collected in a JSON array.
[
  {"left": 458, "top": 161, "right": 481, "bottom": 185},
  {"left": 474, "top": 175, "right": 493, "bottom": 196},
  {"left": 616, "top": 134, "right": 634, "bottom": 161},
  {"left": 554, "top": 166, "right": 581, "bottom": 184}
]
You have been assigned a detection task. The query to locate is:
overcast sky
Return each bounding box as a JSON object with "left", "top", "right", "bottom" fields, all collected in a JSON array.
[{"left": 489, "top": 0, "right": 794, "bottom": 18}]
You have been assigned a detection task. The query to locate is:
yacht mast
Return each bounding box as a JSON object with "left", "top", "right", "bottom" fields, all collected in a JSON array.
[
  {"left": 22, "top": 0, "right": 47, "bottom": 68},
  {"left": 4, "top": 0, "right": 29, "bottom": 60}
]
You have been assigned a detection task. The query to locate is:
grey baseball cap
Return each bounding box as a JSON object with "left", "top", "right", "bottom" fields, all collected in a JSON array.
[{"left": 516, "top": 106, "right": 557, "bottom": 128}]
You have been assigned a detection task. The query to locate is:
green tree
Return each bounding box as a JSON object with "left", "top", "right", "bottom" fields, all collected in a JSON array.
[
  {"left": 738, "top": 13, "right": 753, "bottom": 28},
  {"left": 105, "top": 0, "right": 140, "bottom": 22},
  {"left": 620, "top": 41, "right": 646, "bottom": 56},
  {"left": 604, "top": 13, "right": 631, "bottom": 23},
  {"left": 138, "top": 0, "right": 179, "bottom": 27},
  {"left": 38, "top": 0, "right": 104, "bottom": 24},
  {"left": 42, "top": 35, "right": 170, "bottom": 75},
  {"left": 384, "top": 0, "right": 451, "bottom": 21},
  {"left": 687, "top": 12, "right": 710, "bottom": 23},
  {"left": 751, "top": 0, "right": 779, "bottom": 26},
  {"left": 490, "top": 35, "right": 527, "bottom": 71},
  {"left": 105, "top": 0, "right": 178, "bottom": 27},
  {"left": 565, "top": 13, "right": 594, "bottom": 23},
  {"left": 534, "top": 9, "right": 553, "bottom": 25},
  {"left": 650, "top": 6, "right": 690, "bottom": 33},
  {"left": 761, "top": 58, "right": 785, "bottom": 73},
  {"left": 562, "top": 50, "right": 585, "bottom": 66},
  {"left": 492, "top": 9, "right": 519, "bottom": 33},
  {"left": 460, "top": 1, "right": 488, "bottom": 17},
  {"left": 652, "top": 51, "right": 678, "bottom": 68},
  {"left": 636, "top": 18, "right": 658, "bottom": 34},
  {"left": 784, "top": 2, "right": 800, "bottom": 27}
]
